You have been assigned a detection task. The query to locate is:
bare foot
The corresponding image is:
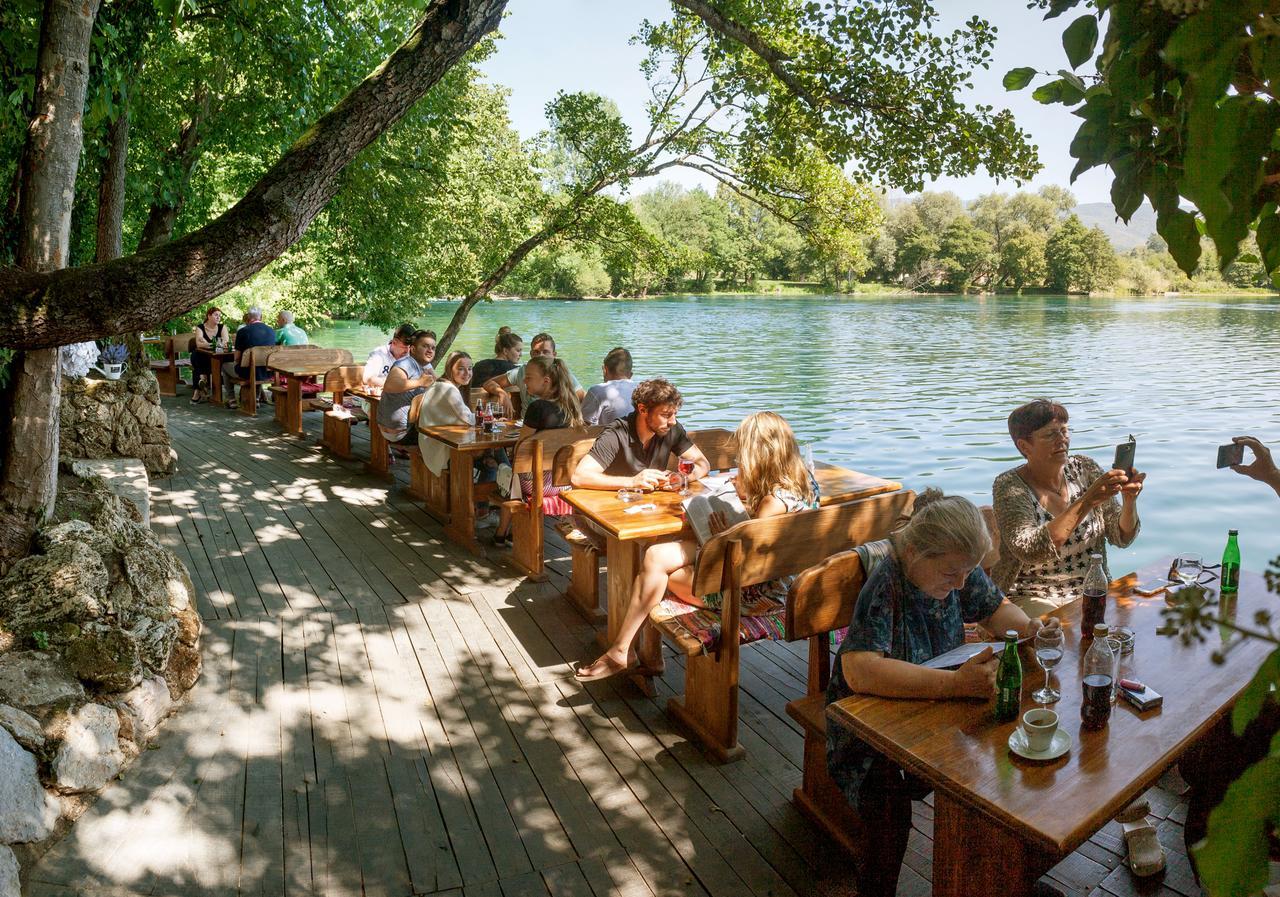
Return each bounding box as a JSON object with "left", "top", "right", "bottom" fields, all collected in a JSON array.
[{"left": 575, "top": 653, "right": 631, "bottom": 682}]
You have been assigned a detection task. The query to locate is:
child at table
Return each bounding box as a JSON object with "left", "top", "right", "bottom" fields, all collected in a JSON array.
[
  {"left": 575, "top": 410, "right": 815, "bottom": 682},
  {"left": 491, "top": 355, "right": 583, "bottom": 546},
  {"left": 825, "top": 489, "right": 1058, "bottom": 897}
]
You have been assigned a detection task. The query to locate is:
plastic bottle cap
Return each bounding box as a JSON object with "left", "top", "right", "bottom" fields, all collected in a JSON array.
[
  {"left": 1005, "top": 630, "right": 1019, "bottom": 639},
  {"left": 1093, "top": 623, "right": 1109, "bottom": 636}
]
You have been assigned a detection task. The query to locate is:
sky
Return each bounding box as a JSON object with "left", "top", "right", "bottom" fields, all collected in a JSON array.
[{"left": 478, "top": 0, "right": 1116, "bottom": 206}]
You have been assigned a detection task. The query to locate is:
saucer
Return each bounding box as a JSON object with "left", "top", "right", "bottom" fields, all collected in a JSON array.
[{"left": 1008, "top": 727, "right": 1072, "bottom": 761}]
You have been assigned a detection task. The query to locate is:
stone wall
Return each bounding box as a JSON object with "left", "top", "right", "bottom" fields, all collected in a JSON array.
[
  {"left": 0, "top": 469, "right": 200, "bottom": 894},
  {"left": 59, "top": 371, "right": 175, "bottom": 477}
]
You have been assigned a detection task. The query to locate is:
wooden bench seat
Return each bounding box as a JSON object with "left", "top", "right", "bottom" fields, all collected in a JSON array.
[
  {"left": 647, "top": 488, "right": 915, "bottom": 762},
  {"left": 319, "top": 365, "right": 367, "bottom": 460},
  {"left": 150, "top": 335, "right": 193, "bottom": 397}
]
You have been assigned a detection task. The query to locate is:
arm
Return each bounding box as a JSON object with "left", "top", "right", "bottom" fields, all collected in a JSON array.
[
  {"left": 841, "top": 647, "right": 998, "bottom": 700},
  {"left": 1231, "top": 436, "right": 1280, "bottom": 498},
  {"left": 403, "top": 368, "right": 435, "bottom": 389},
  {"left": 571, "top": 453, "right": 666, "bottom": 491},
  {"left": 194, "top": 326, "right": 211, "bottom": 351},
  {"left": 580, "top": 388, "right": 602, "bottom": 425},
  {"left": 440, "top": 384, "right": 474, "bottom": 426},
  {"left": 979, "top": 599, "right": 1053, "bottom": 641},
  {"left": 483, "top": 373, "right": 515, "bottom": 416},
  {"left": 362, "top": 352, "right": 386, "bottom": 387},
  {"left": 678, "top": 444, "right": 711, "bottom": 481},
  {"left": 383, "top": 366, "right": 408, "bottom": 395}
]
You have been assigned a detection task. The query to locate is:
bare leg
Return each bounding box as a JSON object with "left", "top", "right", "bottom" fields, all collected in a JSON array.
[{"left": 576, "top": 538, "right": 696, "bottom": 679}]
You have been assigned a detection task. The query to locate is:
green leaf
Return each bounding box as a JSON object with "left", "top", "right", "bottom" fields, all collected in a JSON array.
[
  {"left": 1257, "top": 212, "right": 1280, "bottom": 274},
  {"left": 1003, "top": 67, "right": 1036, "bottom": 91},
  {"left": 1158, "top": 207, "right": 1202, "bottom": 274},
  {"left": 1231, "top": 647, "right": 1280, "bottom": 736},
  {"left": 1062, "top": 15, "right": 1099, "bottom": 70},
  {"left": 1192, "top": 755, "right": 1280, "bottom": 897},
  {"left": 1032, "top": 81, "right": 1064, "bottom": 104}
]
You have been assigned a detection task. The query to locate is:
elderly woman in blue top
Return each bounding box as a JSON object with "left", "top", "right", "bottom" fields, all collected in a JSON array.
[{"left": 826, "top": 489, "right": 1061, "bottom": 897}]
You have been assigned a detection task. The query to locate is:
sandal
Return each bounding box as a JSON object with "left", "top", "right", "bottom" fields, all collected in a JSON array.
[
  {"left": 1122, "top": 819, "right": 1166, "bottom": 877},
  {"left": 491, "top": 530, "right": 511, "bottom": 547},
  {"left": 574, "top": 655, "right": 632, "bottom": 682},
  {"left": 1116, "top": 796, "right": 1150, "bottom": 823}
]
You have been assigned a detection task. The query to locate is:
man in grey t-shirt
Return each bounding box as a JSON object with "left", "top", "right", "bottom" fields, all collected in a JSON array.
[{"left": 581, "top": 347, "right": 637, "bottom": 426}]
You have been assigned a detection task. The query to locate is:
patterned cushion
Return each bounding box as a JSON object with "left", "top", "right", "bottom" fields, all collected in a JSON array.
[{"left": 653, "top": 595, "right": 787, "bottom": 652}]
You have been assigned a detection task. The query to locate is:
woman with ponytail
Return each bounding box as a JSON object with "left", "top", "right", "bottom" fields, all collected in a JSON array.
[{"left": 492, "top": 356, "right": 584, "bottom": 545}]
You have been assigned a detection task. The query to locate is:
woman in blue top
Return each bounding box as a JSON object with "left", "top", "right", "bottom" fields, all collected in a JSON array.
[{"left": 826, "top": 488, "right": 1060, "bottom": 897}]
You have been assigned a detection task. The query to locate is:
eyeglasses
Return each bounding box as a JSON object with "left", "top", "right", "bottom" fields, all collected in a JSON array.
[{"left": 1035, "top": 427, "right": 1071, "bottom": 442}]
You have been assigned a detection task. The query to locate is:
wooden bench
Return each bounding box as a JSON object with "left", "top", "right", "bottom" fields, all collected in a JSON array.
[
  {"left": 503, "top": 426, "right": 603, "bottom": 580},
  {"left": 650, "top": 488, "right": 916, "bottom": 762},
  {"left": 266, "top": 347, "right": 354, "bottom": 431},
  {"left": 149, "top": 335, "right": 192, "bottom": 397},
  {"left": 319, "top": 365, "right": 367, "bottom": 459},
  {"left": 225, "top": 345, "right": 278, "bottom": 416}
]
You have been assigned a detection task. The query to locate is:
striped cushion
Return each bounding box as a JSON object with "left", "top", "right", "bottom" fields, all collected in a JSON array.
[{"left": 654, "top": 594, "right": 786, "bottom": 652}]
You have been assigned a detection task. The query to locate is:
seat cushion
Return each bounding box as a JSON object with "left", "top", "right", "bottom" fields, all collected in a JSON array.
[{"left": 652, "top": 594, "right": 787, "bottom": 653}]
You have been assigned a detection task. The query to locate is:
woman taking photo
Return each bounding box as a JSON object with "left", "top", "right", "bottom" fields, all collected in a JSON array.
[
  {"left": 991, "top": 399, "right": 1145, "bottom": 617},
  {"left": 492, "top": 355, "right": 583, "bottom": 546},
  {"left": 826, "top": 489, "right": 1056, "bottom": 897},
  {"left": 575, "top": 410, "right": 815, "bottom": 682},
  {"left": 190, "top": 306, "right": 228, "bottom": 403}
]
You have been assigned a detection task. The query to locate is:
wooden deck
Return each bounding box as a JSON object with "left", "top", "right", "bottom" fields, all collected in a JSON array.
[{"left": 26, "top": 396, "right": 1229, "bottom": 897}]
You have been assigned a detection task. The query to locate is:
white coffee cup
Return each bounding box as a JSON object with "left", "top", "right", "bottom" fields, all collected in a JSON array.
[{"left": 1022, "top": 708, "right": 1059, "bottom": 752}]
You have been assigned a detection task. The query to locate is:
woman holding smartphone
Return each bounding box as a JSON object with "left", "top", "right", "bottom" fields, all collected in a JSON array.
[{"left": 991, "top": 398, "right": 1146, "bottom": 617}]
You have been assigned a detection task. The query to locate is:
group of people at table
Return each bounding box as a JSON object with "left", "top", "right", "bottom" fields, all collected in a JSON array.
[
  {"left": 198, "top": 314, "right": 1280, "bottom": 897},
  {"left": 187, "top": 305, "right": 309, "bottom": 404}
]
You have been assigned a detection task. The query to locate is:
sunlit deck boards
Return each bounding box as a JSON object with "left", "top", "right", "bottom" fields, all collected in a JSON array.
[{"left": 25, "top": 397, "right": 1225, "bottom": 897}]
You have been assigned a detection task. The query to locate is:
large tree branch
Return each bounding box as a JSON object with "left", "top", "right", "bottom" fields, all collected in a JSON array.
[{"left": 0, "top": 0, "right": 507, "bottom": 350}]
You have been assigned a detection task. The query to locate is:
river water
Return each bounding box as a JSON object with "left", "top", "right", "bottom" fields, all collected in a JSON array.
[{"left": 313, "top": 294, "right": 1280, "bottom": 575}]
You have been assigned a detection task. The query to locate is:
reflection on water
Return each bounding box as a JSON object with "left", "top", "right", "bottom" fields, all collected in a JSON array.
[{"left": 314, "top": 294, "right": 1280, "bottom": 574}]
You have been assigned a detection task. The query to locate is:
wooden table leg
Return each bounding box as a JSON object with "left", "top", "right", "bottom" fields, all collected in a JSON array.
[
  {"left": 366, "top": 402, "right": 390, "bottom": 477},
  {"left": 286, "top": 379, "right": 303, "bottom": 435},
  {"left": 209, "top": 355, "right": 225, "bottom": 407},
  {"left": 598, "top": 535, "right": 661, "bottom": 696},
  {"left": 443, "top": 449, "right": 481, "bottom": 554},
  {"left": 932, "top": 792, "right": 1051, "bottom": 897}
]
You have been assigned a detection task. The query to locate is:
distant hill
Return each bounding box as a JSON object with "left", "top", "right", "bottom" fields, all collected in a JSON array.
[{"left": 1072, "top": 201, "right": 1157, "bottom": 251}]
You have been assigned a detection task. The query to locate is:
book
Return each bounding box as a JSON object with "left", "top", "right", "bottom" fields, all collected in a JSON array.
[
  {"left": 921, "top": 639, "right": 1022, "bottom": 670},
  {"left": 682, "top": 477, "right": 750, "bottom": 545}
]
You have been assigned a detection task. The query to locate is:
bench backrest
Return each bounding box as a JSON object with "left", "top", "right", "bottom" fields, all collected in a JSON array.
[
  {"left": 787, "top": 549, "right": 869, "bottom": 696},
  {"left": 691, "top": 488, "right": 915, "bottom": 598},
  {"left": 555, "top": 436, "right": 599, "bottom": 484},
  {"left": 681, "top": 428, "right": 737, "bottom": 471},
  {"left": 322, "top": 365, "right": 365, "bottom": 394},
  {"left": 270, "top": 346, "right": 353, "bottom": 369},
  {"left": 511, "top": 426, "right": 604, "bottom": 479},
  {"left": 242, "top": 345, "right": 278, "bottom": 369}
]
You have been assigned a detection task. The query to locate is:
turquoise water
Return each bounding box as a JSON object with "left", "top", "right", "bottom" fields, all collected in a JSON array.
[{"left": 313, "top": 294, "right": 1280, "bottom": 575}]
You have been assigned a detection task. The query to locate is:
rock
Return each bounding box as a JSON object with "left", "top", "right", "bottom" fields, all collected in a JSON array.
[
  {"left": 174, "top": 605, "right": 201, "bottom": 645},
  {"left": 0, "top": 845, "right": 18, "bottom": 897},
  {"left": 34, "top": 519, "right": 115, "bottom": 559},
  {"left": 67, "top": 459, "right": 150, "bottom": 528},
  {"left": 60, "top": 370, "right": 173, "bottom": 476},
  {"left": 0, "top": 652, "right": 85, "bottom": 718},
  {"left": 0, "top": 727, "right": 58, "bottom": 842},
  {"left": 0, "top": 541, "right": 108, "bottom": 638},
  {"left": 121, "top": 547, "right": 178, "bottom": 617},
  {"left": 64, "top": 623, "right": 142, "bottom": 693},
  {"left": 0, "top": 705, "right": 45, "bottom": 751},
  {"left": 165, "top": 640, "right": 202, "bottom": 697},
  {"left": 114, "top": 677, "right": 173, "bottom": 744},
  {"left": 54, "top": 703, "right": 124, "bottom": 793},
  {"left": 131, "top": 617, "right": 177, "bottom": 676}
]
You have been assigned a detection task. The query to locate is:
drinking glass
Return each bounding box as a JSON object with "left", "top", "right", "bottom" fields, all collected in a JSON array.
[
  {"left": 1033, "top": 628, "right": 1064, "bottom": 704},
  {"left": 1104, "top": 635, "right": 1123, "bottom": 704},
  {"left": 678, "top": 457, "right": 695, "bottom": 496},
  {"left": 1172, "top": 554, "right": 1203, "bottom": 585}
]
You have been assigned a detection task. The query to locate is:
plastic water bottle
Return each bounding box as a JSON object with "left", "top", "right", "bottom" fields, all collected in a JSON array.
[{"left": 1081, "top": 624, "right": 1114, "bottom": 730}]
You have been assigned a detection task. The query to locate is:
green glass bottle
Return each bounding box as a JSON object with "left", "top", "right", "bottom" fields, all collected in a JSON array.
[
  {"left": 1221, "top": 529, "right": 1240, "bottom": 593},
  {"left": 994, "top": 629, "right": 1022, "bottom": 722}
]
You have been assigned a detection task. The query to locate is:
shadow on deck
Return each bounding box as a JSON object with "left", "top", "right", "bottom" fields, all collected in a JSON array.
[{"left": 26, "top": 397, "right": 1216, "bottom": 897}]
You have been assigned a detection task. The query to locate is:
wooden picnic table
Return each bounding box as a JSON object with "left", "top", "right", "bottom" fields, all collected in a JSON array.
[
  {"left": 561, "top": 463, "right": 902, "bottom": 672},
  {"left": 827, "top": 564, "right": 1275, "bottom": 897},
  {"left": 348, "top": 385, "right": 389, "bottom": 476},
  {"left": 267, "top": 356, "right": 335, "bottom": 435},
  {"left": 195, "top": 347, "right": 234, "bottom": 407},
  {"left": 418, "top": 422, "right": 521, "bottom": 554}
]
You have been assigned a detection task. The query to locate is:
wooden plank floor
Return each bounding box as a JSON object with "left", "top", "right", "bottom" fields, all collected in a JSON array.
[{"left": 26, "top": 394, "right": 1244, "bottom": 897}]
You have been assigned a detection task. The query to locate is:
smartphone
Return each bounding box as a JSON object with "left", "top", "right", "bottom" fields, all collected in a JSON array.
[
  {"left": 1132, "top": 578, "right": 1170, "bottom": 597},
  {"left": 1113, "top": 435, "right": 1136, "bottom": 475},
  {"left": 1216, "top": 443, "right": 1245, "bottom": 469}
]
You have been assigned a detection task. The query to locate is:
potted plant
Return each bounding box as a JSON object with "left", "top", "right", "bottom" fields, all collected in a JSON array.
[{"left": 96, "top": 341, "right": 128, "bottom": 380}]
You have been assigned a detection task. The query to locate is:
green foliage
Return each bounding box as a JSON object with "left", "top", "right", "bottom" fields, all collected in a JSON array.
[
  {"left": 32, "top": 629, "right": 48, "bottom": 650},
  {"left": 1044, "top": 214, "right": 1118, "bottom": 292},
  {"left": 1010, "top": 0, "right": 1280, "bottom": 286}
]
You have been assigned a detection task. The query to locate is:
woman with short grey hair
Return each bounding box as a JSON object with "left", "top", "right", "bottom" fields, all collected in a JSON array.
[{"left": 825, "top": 487, "right": 1059, "bottom": 897}]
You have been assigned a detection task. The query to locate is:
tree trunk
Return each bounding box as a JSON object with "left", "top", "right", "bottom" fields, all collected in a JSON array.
[
  {"left": 96, "top": 92, "right": 149, "bottom": 369},
  {"left": 136, "top": 85, "right": 210, "bottom": 252},
  {"left": 0, "top": 0, "right": 509, "bottom": 350},
  {"left": 0, "top": 0, "right": 101, "bottom": 569}
]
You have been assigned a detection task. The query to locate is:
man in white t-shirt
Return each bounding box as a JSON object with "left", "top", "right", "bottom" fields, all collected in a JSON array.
[
  {"left": 581, "top": 347, "right": 636, "bottom": 426},
  {"left": 483, "top": 331, "right": 584, "bottom": 417},
  {"left": 363, "top": 322, "right": 417, "bottom": 388}
]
